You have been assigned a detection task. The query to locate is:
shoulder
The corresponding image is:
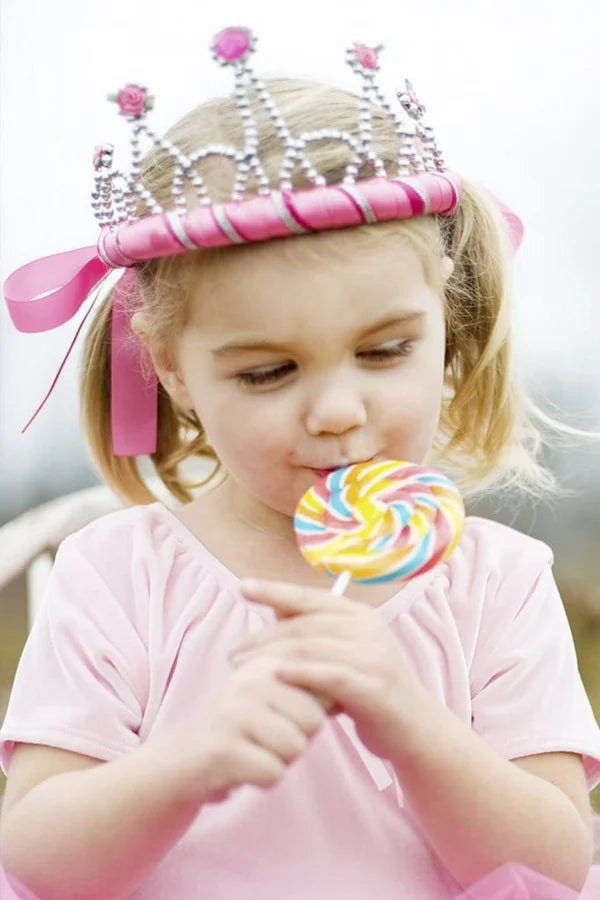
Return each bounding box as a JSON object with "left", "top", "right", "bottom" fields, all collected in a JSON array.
[
  {"left": 53, "top": 501, "right": 232, "bottom": 616},
  {"left": 59, "top": 501, "right": 197, "bottom": 573},
  {"left": 453, "top": 515, "right": 554, "bottom": 582},
  {"left": 61, "top": 501, "right": 168, "bottom": 552},
  {"left": 439, "top": 516, "right": 557, "bottom": 640}
]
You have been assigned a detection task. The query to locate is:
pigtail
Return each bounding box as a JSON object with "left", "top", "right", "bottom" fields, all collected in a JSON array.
[{"left": 432, "top": 181, "right": 555, "bottom": 497}]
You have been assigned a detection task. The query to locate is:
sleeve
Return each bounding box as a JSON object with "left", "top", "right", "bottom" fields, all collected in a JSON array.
[
  {"left": 470, "top": 561, "right": 600, "bottom": 790},
  {"left": 0, "top": 529, "right": 149, "bottom": 774}
]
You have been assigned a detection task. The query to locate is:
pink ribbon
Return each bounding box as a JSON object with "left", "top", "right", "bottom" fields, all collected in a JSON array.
[
  {"left": 4, "top": 245, "right": 157, "bottom": 456},
  {"left": 110, "top": 271, "right": 158, "bottom": 455}
]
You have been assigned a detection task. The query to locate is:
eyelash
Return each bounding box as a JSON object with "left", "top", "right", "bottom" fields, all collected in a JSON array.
[{"left": 236, "top": 341, "right": 413, "bottom": 386}]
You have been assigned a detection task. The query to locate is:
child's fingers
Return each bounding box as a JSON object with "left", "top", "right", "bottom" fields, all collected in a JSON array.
[
  {"left": 239, "top": 578, "right": 357, "bottom": 616},
  {"left": 273, "top": 659, "right": 379, "bottom": 711},
  {"left": 232, "top": 614, "right": 354, "bottom": 655},
  {"left": 230, "top": 636, "right": 352, "bottom": 667}
]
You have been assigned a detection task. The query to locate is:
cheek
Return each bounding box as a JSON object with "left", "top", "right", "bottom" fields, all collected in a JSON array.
[
  {"left": 199, "top": 393, "right": 289, "bottom": 461},
  {"left": 378, "top": 353, "right": 445, "bottom": 450}
]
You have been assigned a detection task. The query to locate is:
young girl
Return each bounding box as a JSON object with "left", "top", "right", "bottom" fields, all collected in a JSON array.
[{"left": 1, "top": 26, "right": 600, "bottom": 900}]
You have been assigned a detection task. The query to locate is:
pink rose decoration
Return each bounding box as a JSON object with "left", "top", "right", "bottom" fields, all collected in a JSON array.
[
  {"left": 117, "top": 85, "right": 148, "bottom": 118},
  {"left": 354, "top": 43, "right": 379, "bottom": 70}
]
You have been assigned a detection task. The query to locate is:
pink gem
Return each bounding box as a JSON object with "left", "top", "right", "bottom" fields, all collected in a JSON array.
[
  {"left": 93, "top": 147, "right": 103, "bottom": 169},
  {"left": 354, "top": 43, "right": 378, "bottom": 70},
  {"left": 213, "top": 27, "right": 251, "bottom": 61}
]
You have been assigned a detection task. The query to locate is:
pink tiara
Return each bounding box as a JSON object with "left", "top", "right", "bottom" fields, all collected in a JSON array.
[
  {"left": 3, "top": 26, "right": 522, "bottom": 460},
  {"left": 90, "top": 25, "right": 462, "bottom": 268},
  {"left": 93, "top": 27, "right": 449, "bottom": 227}
]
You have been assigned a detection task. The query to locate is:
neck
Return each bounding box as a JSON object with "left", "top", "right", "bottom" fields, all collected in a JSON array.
[{"left": 217, "top": 475, "right": 297, "bottom": 545}]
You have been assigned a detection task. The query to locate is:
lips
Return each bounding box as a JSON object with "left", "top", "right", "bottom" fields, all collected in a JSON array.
[{"left": 308, "top": 457, "right": 375, "bottom": 478}]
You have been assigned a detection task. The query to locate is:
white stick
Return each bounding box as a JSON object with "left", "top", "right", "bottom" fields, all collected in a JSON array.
[{"left": 331, "top": 569, "right": 351, "bottom": 596}]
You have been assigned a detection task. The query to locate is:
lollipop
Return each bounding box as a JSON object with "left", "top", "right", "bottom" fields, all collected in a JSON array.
[{"left": 294, "top": 459, "right": 464, "bottom": 593}]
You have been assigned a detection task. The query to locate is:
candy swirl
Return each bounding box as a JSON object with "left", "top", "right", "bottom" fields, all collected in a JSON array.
[{"left": 294, "top": 460, "right": 464, "bottom": 584}]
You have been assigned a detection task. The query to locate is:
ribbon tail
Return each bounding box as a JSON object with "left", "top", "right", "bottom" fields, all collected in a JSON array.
[
  {"left": 110, "top": 271, "right": 158, "bottom": 456},
  {"left": 20, "top": 288, "right": 104, "bottom": 435},
  {"left": 2, "top": 246, "right": 111, "bottom": 437},
  {"left": 334, "top": 712, "right": 404, "bottom": 807}
]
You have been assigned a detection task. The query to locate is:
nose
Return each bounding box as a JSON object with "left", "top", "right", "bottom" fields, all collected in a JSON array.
[{"left": 304, "top": 377, "right": 368, "bottom": 436}]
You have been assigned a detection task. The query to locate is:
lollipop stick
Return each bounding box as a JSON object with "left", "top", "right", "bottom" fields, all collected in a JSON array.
[{"left": 331, "top": 570, "right": 351, "bottom": 596}]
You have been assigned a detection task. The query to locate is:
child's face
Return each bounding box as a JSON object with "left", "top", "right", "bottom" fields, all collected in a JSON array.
[{"left": 163, "top": 232, "right": 450, "bottom": 520}]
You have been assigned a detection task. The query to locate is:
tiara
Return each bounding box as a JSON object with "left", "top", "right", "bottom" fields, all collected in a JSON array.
[{"left": 92, "top": 26, "right": 448, "bottom": 232}]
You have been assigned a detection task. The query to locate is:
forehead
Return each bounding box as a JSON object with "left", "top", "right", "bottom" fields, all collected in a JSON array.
[{"left": 184, "top": 227, "right": 441, "bottom": 334}]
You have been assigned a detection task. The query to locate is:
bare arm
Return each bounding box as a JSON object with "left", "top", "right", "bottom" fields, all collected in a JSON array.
[
  {"left": 390, "top": 690, "right": 594, "bottom": 891},
  {"left": 0, "top": 659, "right": 328, "bottom": 900},
  {"left": 0, "top": 734, "right": 211, "bottom": 900}
]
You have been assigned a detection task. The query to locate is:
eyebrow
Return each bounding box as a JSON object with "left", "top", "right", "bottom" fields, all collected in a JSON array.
[{"left": 210, "top": 312, "right": 426, "bottom": 356}]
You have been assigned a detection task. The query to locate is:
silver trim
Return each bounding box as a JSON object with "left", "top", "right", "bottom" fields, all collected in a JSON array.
[
  {"left": 405, "top": 179, "right": 430, "bottom": 215},
  {"left": 212, "top": 204, "right": 246, "bottom": 244},
  {"left": 96, "top": 230, "right": 113, "bottom": 267},
  {"left": 435, "top": 172, "right": 460, "bottom": 212},
  {"left": 97, "top": 228, "right": 136, "bottom": 268},
  {"left": 165, "top": 211, "right": 201, "bottom": 250},
  {"left": 270, "top": 191, "right": 309, "bottom": 234},
  {"left": 338, "top": 183, "right": 377, "bottom": 224}
]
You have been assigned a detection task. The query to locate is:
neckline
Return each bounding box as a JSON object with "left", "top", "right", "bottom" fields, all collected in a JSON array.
[{"left": 151, "top": 501, "right": 441, "bottom": 622}]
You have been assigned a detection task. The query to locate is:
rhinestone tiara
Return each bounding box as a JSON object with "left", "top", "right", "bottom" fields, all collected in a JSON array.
[{"left": 91, "top": 26, "right": 448, "bottom": 229}]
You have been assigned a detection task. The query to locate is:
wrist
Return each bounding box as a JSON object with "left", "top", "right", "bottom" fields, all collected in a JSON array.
[
  {"left": 385, "top": 679, "right": 447, "bottom": 767},
  {"left": 140, "top": 722, "right": 223, "bottom": 810}
]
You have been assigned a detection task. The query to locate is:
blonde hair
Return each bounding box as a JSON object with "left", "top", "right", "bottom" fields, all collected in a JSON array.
[{"left": 80, "top": 77, "right": 558, "bottom": 507}]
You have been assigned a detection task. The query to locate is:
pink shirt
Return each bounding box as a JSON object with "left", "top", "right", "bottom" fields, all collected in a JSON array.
[{"left": 2, "top": 503, "right": 600, "bottom": 899}]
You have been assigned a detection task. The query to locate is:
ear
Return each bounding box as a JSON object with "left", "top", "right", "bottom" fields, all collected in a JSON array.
[
  {"left": 130, "top": 311, "right": 194, "bottom": 413},
  {"left": 441, "top": 256, "right": 454, "bottom": 281}
]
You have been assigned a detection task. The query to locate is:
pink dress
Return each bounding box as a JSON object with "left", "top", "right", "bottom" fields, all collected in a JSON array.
[{"left": 1, "top": 504, "right": 600, "bottom": 899}]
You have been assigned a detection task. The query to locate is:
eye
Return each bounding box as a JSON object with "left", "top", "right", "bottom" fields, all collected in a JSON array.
[
  {"left": 358, "top": 340, "right": 413, "bottom": 362},
  {"left": 236, "top": 361, "right": 296, "bottom": 386}
]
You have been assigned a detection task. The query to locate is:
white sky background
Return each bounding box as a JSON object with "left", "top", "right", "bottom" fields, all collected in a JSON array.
[{"left": 1, "top": 0, "right": 599, "bottom": 522}]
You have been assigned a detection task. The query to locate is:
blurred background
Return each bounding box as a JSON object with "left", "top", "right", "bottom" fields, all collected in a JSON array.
[{"left": 1, "top": 0, "right": 599, "bottom": 813}]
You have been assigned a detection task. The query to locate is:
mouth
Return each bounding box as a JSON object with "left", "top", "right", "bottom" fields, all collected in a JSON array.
[
  {"left": 308, "top": 457, "right": 375, "bottom": 478},
  {"left": 310, "top": 467, "right": 341, "bottom": 478}
]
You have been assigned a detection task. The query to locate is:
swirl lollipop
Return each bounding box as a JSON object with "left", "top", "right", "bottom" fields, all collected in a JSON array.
[{"left": 294, "top": 459, "right": 464, "bottom": 594}]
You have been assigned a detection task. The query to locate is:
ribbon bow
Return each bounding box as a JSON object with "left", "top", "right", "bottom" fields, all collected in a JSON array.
[{"left": 4, "top": 246, "right": 157, "bottom": 456}]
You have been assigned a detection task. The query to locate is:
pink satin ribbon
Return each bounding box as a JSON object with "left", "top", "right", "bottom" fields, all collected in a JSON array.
[
  {"left": 3, "top": 174, "right": 522, "bottom": 458},
  {"left": 4, "top": 246, "right": 157, "bottom": 457}
]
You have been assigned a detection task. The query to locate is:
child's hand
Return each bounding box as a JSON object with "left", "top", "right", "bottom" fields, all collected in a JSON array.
[
  {"left": 231, "top": 579, "right": 434, "bottom": 762},
  {"left": 176, "top": 655, "right": 330, "bottom": 804}
]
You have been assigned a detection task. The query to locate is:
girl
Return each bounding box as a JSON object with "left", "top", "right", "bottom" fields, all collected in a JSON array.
[{"left": 1, "top": 26, "right": 600, "bottom": 900}]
